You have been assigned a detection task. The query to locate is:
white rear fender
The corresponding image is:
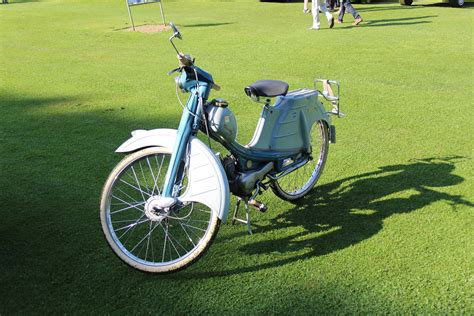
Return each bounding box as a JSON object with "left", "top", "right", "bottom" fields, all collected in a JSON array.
[{"left": 116, "top": 128, "right": 230, "bottom": 223}]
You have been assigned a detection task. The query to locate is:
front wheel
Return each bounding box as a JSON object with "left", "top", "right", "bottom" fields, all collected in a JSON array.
[
  {"left": 271, "top": 121, "right": 329, "bottom": 201},
  {"left": 100, "top": 147, "right": 220, "bottom": 273}
]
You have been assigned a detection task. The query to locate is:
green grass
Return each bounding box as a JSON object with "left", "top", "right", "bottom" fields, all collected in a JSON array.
[{"left": 1, "top": 0, "right": 473, "bottom": 313}]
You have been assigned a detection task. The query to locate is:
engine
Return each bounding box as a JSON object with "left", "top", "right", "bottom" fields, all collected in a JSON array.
[{"left": 221, "top": 155, "right": 274, "bottom": 197}]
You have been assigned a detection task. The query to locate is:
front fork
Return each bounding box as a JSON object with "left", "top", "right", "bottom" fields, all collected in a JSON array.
[{"left": 161, "top": 85, "right": 208, "bottom": 198}]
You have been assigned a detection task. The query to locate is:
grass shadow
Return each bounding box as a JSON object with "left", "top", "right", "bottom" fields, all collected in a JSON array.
[
  {"left": 419, "top": 2, "right": 474, "bottom": 8},
  {"left": 335, "top": 15, "right": 436, "bottom": 29},
  {"left": 1, "top": 0, "right": 41, "bottom": 4},
  {"left": 189, "top": 156, "right": 472, "bottom": 278},
  {"left": 356, "top": 4, "right": 422, "bottom": 12},
  {"left": 182, "top": 22, "right": 235, "bottom": 28}
]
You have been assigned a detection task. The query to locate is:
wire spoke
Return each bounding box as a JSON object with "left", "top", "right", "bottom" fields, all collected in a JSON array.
[
  {"left": 179, "top": 222, "right": 196, "bottom": 247},
  {"left": 130, "top": 166, "right": 147, "bottom": 202},
  {"left": 154, "top": 155, "right": 166, "bottom": 196},
  {"left": 119, "top": 179, "right": 151, "bottom": 199},
  {"left": 114, "top": 187, "right": 141, "bottom": 205},
  {"left": 146, "top": 157, "right": 159, "bottom": 196},
  {"left": 165, "top": 225, "right": 189, "bottom": 253},
  {"left": 181, "top": 222, "right": 207, "bottom": 233},
  {"left": 161, "top": 221, "right": 169, "bottom": 262},
  {"left": 115, "top": 217, "right": 150, "bottom": 233},
  {"left": 138, "top": 160, "right": 151, "bottom": 195},
  {"left": 110, "top": 200, "right": 146, "bottom": 215},
  {"left": 117, "top": 214, "right": 148, "bottom": 240},
  {"left": 130, "top": 222, "right": 161, "bottom": 253},
  {"left": 145, "top": 220, "right": 153, "bottom": 261},
  {"left": 160, "top": 221, "right": 181, "bottom": 258}
]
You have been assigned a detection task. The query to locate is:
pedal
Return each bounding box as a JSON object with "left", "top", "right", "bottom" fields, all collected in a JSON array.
[{"left": 248, "top": 199, "right": 267, "bottom": 213}]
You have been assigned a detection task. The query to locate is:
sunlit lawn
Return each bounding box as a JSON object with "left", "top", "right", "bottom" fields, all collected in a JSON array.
[{"left": 0, "top": 0, "right": 472, "bottom": 313}]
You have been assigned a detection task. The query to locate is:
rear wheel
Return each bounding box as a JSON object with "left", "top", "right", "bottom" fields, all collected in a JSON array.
[
  {"left": 100, "top": 147, "right": 220, "bottom": 273},
  {"left": 271, "top": 121, "right": 329, "bottom": 201},
  {"left": 399, "top": 0, "right": 413, "bottom": 5}
]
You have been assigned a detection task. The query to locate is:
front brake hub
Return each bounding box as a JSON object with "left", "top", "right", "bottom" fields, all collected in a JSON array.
[{"left": 144, "top": 196, "right": 177, "bottom": 222}]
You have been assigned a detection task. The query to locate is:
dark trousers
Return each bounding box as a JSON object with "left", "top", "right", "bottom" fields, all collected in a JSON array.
[
  {"left": 326, "top": 0, "right": 339, "bottom": 10},
  {"left": 338, "top": 0, "right": 361, "bottom": 22}
]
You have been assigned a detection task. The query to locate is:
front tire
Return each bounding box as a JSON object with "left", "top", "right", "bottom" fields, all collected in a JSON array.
[
  {"left": 100, "top": 147, "right": 220, "bottom": 273},
  {"left": 271, "top": 121, "right": 329, "bottom": 201}
]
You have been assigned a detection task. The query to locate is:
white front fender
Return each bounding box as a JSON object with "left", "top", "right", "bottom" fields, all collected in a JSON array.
[{"left": 116, "top": 128, "right": 230, "bottom": 223}]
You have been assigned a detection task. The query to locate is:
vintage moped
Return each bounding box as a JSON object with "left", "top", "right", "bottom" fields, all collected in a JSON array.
[{"left": 100, "top": 23, "right": 344, "bottom": 273}]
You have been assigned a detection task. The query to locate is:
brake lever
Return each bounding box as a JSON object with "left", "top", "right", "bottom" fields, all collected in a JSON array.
[{"left": 167, "top": 67, "right": 182, "bottom": 76}]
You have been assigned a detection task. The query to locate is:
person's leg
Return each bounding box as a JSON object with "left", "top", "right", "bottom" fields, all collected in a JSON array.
[
  {"left": 327, "top": 0, "right": 334, "bottom": 11},
  {"left": 319, "top": 3, "right": 334, "bottom": 26},
  {"left": 343, "top": 0, "right": 362, "bottom": 21},
  {"left": 337, "top": 0, "right": 346, "bottom": 22},
  {"left": 311, "top": 0, "right": 321, "bottom": 28},
  {"left": 304, "top": 0, "right": 310, "bottom": 13}
]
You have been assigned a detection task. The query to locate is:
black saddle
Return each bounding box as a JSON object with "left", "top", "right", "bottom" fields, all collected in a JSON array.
[{"left": 244, "top": 80, "right": 289, "bottom": 99}]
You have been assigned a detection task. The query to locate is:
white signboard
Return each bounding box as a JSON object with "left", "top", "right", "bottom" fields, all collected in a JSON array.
[
  {"left": 125, "top": 0, "right": 166, "bottom": 31},
  {"left": 127, "top": 0, "right": 160, "bottom": 6}
]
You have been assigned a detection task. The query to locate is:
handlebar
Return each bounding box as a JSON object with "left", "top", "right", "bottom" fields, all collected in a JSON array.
[
  {"left": 178, "top": 53, "right": 193, "bottom": 67},
  {"left": 168, "top": 53, "right": 220, "bottom": 90}
]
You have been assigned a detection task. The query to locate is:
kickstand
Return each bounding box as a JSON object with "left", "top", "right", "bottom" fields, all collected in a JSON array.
[{"left": 231, "top": 198, "right": 252, "bottom": 235}]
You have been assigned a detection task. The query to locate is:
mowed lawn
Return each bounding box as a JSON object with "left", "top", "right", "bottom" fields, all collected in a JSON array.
[{"left": 0, "top": 0, "right": 472, "bottom": 313}]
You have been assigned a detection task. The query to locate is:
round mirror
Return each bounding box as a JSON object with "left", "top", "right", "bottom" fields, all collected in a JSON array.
[{"left": 169, "top": 22, "right": 182, "bottom": 40}]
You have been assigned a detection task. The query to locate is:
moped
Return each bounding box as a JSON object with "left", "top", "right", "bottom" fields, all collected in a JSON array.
[{"left": 100, "top": 23, "right": 344, "bottom": 273}]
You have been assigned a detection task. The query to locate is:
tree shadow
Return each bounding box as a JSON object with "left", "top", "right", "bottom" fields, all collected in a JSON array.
[
  {"left": 188, "top": 156, "right": 472, "bottom": 278},
  {"left": 0, "top": 93, "right": 80, "bottom": 109}
]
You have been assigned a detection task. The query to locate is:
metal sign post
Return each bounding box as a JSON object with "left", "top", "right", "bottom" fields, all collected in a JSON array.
[{"left": 126, "top": 0, "right": 166, "bottom": 31}]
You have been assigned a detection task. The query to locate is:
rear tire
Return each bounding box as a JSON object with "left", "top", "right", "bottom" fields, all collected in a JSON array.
[
  {"left": 399, "top": 0, "right": 413, "bottom": 5},
  {"left": 271, "top": 121, "right": 329, "bottom": 201}
]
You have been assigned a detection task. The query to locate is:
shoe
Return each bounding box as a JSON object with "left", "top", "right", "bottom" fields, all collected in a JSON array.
[
  {"left": 308, "top": 26, "right": 320, "bottom": 30},
  {"left": 303, "top": 8, "right": 311, "bottom": 13},
  {"left": 336, "top": 19, "right": 342, "bottom": 24},
  {"left": 353, "top": 17, "right": 363, "bottom": 26}
]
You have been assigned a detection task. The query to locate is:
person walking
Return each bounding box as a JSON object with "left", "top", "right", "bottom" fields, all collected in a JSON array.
[
  {"left": 336, "top": 0, "right": 363, "bottom": 26},
  {"left": 310, "top": 0, "right": 334, "bottom": 30}
]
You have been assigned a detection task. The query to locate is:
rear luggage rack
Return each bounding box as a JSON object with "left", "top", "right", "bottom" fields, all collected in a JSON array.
[{"left": 314, "top": 79, "right": 345, "bottom": 118}]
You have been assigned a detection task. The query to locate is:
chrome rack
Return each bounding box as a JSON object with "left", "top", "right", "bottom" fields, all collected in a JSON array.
[{"left": 314, "top": 79, "right": 345, "bottom": 118}]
